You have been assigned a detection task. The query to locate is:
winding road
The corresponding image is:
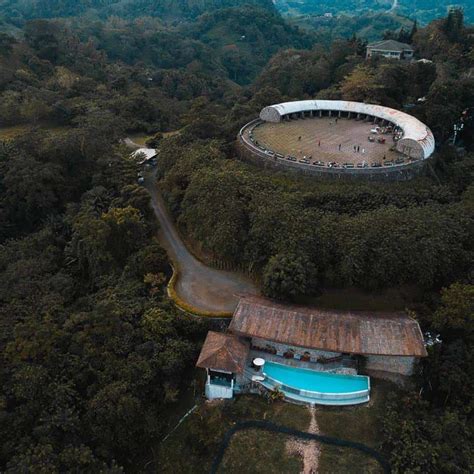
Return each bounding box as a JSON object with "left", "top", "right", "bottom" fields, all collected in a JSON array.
[
  {"left": 144, "top": 171, "right": 259, "bottom": 314},
  {"left": 388, "top": 0, "right": 398, "bottom": 13}
]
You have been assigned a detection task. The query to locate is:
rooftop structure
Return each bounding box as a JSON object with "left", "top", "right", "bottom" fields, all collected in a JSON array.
[
  {"left": 196, "top": 331, "right": 249, "bottom": 374},
  {"left": 229, "top": 296, "right": 427, "bottom": 357},
  {"left": 366, "top": 40, "right": 414, "bottom": 60},
  {"left": 130, "top": 147, "right": 157, "bottom": 164}
]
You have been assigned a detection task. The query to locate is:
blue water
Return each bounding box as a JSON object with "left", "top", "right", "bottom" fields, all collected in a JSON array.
[{"left": 263, "top": 361, "right": 369, "bottom": 394}]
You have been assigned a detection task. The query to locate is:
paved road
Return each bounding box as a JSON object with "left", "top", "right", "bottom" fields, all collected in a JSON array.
[
  {"left": 388, "top": 0, "right": 398, "bottom": 13},
  {"left": 144, "top": 172, "right": 259, "bottom": 314}
]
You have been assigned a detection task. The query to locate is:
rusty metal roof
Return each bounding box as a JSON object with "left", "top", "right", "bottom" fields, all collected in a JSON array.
[
  {"left": 229, "top": 296, "right": 427, "bottom": 357},
  {"left": 196, "top": 331, "right": 250, "bottom": 373}
]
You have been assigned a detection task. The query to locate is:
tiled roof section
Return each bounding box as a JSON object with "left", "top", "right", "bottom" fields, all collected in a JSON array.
[
  {"left": 229, "top": 296, "right": 427, "bottom": 357},
  {"left": 196, "top": 331, "right": 250, "bottom": 373}
]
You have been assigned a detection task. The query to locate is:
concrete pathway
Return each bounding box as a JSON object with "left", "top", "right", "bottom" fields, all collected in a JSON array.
[{"left": 143, "top": 171, "right": 259, "bottom": 314}]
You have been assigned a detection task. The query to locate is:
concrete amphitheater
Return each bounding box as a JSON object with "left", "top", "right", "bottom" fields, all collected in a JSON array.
[{"left": 237, "top": 100, "right": 435, "bottom": 181}]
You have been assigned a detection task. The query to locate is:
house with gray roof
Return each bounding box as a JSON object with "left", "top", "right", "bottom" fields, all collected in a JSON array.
[{"left": 366, "top": 40, "right": 414, "bottom": 60}]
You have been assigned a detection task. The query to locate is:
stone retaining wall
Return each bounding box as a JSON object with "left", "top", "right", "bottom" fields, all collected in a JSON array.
[{"left": 365, "top": 355, "right": 416, "bottom": 375}]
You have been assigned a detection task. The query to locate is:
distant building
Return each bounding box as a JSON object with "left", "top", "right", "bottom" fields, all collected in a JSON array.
[
  {"left": 366, "top": 40, "right": 414, "bottom": 60},
  {"left": 130, "top": 147, "right": 157, "bottom": 164}
]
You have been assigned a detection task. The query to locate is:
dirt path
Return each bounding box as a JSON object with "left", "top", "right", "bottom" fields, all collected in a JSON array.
[
  {"left": 143, "top": 172, "right": 259, "bottom": 314},
  {"left": 286, "top": 406, "right": 321, "bottom": 473}
]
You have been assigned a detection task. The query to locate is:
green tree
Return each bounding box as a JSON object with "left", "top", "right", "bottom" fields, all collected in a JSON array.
[{"left": 263, "top": 251, "right": 317, "bottom": 301}]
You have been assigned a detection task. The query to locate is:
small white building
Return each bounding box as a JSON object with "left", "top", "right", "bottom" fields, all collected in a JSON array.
[
  {"left": 366, "top": 40, "right": 414, "bottom": 60},
  {"left": 196, "top": 331, "right": 249, "bottom": 400},
  {"left": 130, "top": 147, "right": 157, "bottom": 165}
]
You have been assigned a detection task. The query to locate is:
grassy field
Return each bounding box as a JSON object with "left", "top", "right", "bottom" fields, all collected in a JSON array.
[
  {"left": 0, "top": 124, "right": 31, "bottom": 140},
  {"left": 129, "top": 130, "right": 180, "bottom": 146},
  {"left": 156, "top": 395, "right": 310, "bottom": 474},
  {"left": 0, "top": 123, "right": 71, "bottom": 141},
  {"left": 317, "top": 379, "right": 395, "bottom": 473},
  {"left": 156, "top": 379, "right": 396, "bottom": 474}
]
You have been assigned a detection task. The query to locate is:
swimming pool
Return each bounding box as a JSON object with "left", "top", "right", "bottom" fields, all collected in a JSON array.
[{"left": 262, "top": 361, "right": 370, "bottom": 404}]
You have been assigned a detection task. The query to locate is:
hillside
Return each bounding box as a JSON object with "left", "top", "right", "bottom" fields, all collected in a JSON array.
[
  {"left": 0, "top": 0, "right": 275, "bottom": 21},
  {"left": 275, "top": 0, "right": 474, "bottom": 24}
]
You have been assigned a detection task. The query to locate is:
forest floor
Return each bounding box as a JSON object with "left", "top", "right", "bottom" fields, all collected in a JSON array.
[{"left": 143, "top": 170, "right": 259, "bottom": 314}]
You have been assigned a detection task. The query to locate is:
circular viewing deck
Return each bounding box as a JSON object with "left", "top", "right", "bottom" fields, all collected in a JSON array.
[{"left": 237, "top": 100, "right": 435, "bottom": 181}]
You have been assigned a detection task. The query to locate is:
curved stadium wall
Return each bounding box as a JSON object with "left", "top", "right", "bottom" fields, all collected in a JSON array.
[{"left": 237, "top": 100, "right": 435, "bottom": 181}]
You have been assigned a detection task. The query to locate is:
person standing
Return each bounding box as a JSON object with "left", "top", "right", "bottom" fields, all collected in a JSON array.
[
  {"left": 318, "top": 140, "right": 321, "bottom": 147},
  {"left": 357, "top": 145, "right": 360, "bottom": 153},
  {"left": 338, "top": 144, "right": 341, "bottom": 151}
]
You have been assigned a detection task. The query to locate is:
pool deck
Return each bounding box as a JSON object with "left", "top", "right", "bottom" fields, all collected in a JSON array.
[{"left": 247, "top": 349, "right": 358, "bottom": 374}]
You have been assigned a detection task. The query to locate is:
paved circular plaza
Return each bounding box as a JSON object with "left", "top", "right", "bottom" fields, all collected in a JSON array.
[
  {"left": 238, "top": 100, "right": 435, "bottom": 179},
  {"left": 252, "top": 117, "right": 399, "bottom": 167}
]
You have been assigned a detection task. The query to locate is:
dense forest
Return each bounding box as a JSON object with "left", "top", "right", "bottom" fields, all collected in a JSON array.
[
  {"left": 0, "top": 1, "right": 473, "bottom": 472},
  {"left": 276, "top": 0, "right": 474, "bottom": 24}
]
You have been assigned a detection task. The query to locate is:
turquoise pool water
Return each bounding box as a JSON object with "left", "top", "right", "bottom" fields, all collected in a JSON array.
[{"left": 263, "top": 361, "right": 369, "bottom": 394}]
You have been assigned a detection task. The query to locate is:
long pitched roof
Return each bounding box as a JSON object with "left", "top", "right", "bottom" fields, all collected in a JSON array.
[
  {"left": 367, "top": 40, "right": 414, "bottom": 52},
  {"left": 229, "top": 297, "right": 427, "bottom": 357},
  {"left": 196, "top": 331, "right": 250, "bottom": 373}
]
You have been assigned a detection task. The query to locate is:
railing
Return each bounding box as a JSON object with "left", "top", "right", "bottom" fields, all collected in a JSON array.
[
  {"left": 209, "top": 378, "right": 232, "bottom": 387},
  {"left": 262, "top": 373, "right": 370, "bottom": 401},
  {"left": 237, "top": 119, "right": 427, "bottom": 178}
]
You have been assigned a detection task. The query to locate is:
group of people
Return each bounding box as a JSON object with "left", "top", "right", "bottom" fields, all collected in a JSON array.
[{"left": 353, "top": 145, "right": 365, "bottom": 154}]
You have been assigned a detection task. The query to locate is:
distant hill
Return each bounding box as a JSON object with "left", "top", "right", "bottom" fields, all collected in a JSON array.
[
  {"left": 274, "top": 0, "right": 474, "bottom": 24},
  {"left": 0, "top": 0, "right": 275, "bottom": 21}
]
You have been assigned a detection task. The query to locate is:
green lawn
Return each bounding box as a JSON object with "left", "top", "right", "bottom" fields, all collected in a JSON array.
[
  {"left": 317, "top": 379, "right": 396, "bottom": 474},
  {"left": 0, "top": 124, "right": 31, "bottom": 140},
  {"left": 220, "top": 430, "right": 302, "bottom": 474},
  {"left": 155, "top": 379, "right": 397, "bottom": 473},
  {"left": 156, "top": 395, "right": 310, "bottom": 474},
  {"left": 128, "top": 130, "right": 180, "bottom": 147},
  {"left": 0, "top": 123, "right": 71, "bottom": 141}
]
